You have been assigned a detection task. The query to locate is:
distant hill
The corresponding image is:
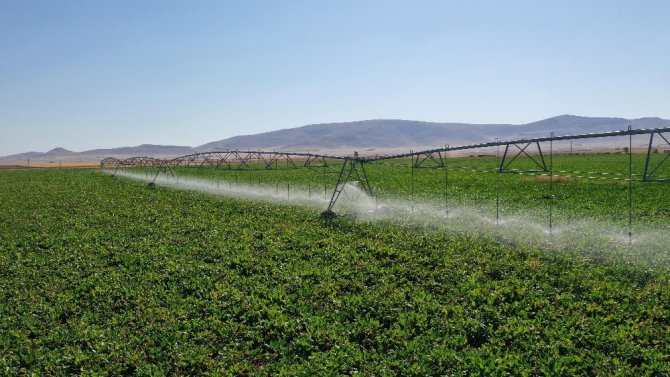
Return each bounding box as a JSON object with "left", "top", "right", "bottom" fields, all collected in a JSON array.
[
  {"left": 2, "top": 115, "right": 669, "bottom": 162},
  {"left": 197, "top": 119, "right": 512, "bottom": 151},
  {"left": 196, "top": 115, "right": 670, "bottom": 154},
  {"left": 0, "top": 145, "right": 197, "bottom": 162}
]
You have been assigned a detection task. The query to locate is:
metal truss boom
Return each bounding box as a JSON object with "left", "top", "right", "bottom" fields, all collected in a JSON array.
[
  {"left": 498, "top": 141, "right": 547, "bottom": 173},
  {"left": 368, "top": 126, "right": 670, "bottom": 163},
  {"left": 643, "top": 131, "right": 670, "bottom": 181},
  {"left": 165, "top": 151, "right": 347, "bottom": 170}
]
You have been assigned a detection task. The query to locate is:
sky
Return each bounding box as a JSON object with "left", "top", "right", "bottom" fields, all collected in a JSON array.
[{"left": 1, "top": 0, "right": 669, "bottom": 155}]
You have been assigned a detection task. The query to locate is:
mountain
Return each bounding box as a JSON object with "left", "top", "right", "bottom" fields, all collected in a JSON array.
[
  {"left": 0, "top": 144, "right": 197, "bottom": 162},
  {"left": 196, "top": 115, "right": 670, "bottom": 153},
  {"left": 84, "top": 144, "right": 198, "bottom": 157},
  {"left": 45, "top": 147, "right": 76, "bottom": 156},
  {"left": 2, "top": 115, "right": 669, "bottom": 162},
  {"left": 196, "top": 119, "right": 512, "bottom": 152},
  {"left": 519, "top": 115, "right": 669, "bottom": 136}
]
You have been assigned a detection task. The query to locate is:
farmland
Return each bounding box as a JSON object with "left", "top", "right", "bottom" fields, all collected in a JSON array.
[
  {"left": 1, "top": 154, "right": 670, "bottom": 375},
  {"left": 0, "top": 162, "right": 100, "bottom": 170}
]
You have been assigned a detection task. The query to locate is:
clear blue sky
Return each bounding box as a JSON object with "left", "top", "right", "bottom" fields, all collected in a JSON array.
[{"left": 1, "top": 1, "right": 669, "bottom": 155}]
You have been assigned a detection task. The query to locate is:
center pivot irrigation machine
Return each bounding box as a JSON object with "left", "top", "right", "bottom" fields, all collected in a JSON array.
[{"left": 101, "top": 126, "right": 670, "bottom": 220}]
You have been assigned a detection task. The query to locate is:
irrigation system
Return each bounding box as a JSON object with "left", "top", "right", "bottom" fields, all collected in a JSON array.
[{"left": 102, "top": 126, "right": 670, "bottom": 221}]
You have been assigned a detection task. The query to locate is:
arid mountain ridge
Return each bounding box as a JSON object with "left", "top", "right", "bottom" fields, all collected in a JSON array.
[{"left": 3, "top": 115, "right": 669, "bottom": 162}]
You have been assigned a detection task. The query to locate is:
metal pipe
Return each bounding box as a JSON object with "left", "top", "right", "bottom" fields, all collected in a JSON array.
[
  {"left": 549, "top": 133, "right": 554, "bottom": 235},
  {"left": 411, "top": 150, "right": 414, "bottom": 213},
  {"left": 445, "top": 144, "right": 449, "bottom": 217},
  {"left": 643, "top": 132, "right": 654, "bottom": 181},
  {"left": 628, "top": 126, "right": 633, "bottom": 246}
]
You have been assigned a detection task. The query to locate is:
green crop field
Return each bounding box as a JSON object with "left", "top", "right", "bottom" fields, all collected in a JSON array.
[{"left": 1, "top": 154, "right": 669, "bottom": 375}]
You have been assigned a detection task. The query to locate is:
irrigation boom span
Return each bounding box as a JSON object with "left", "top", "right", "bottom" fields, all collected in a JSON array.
[
  {"left": 101, "top": 125, "right": 670, "bottom": 216},
  {"left": 367, "top": 126, "right": 670, "bottom": 162}
]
